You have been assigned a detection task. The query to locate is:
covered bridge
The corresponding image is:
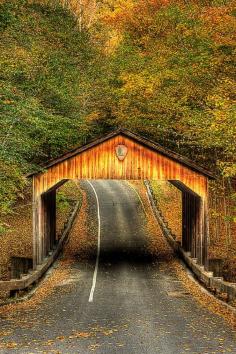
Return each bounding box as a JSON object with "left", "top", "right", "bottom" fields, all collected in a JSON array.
[{"left": 28, "top": 129, "right": 214, "bottom": 270}]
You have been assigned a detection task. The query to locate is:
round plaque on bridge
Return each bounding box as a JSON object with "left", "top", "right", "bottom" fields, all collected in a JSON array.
[{"left": 115, "top": 144, "right": 128, "bottom": 161}]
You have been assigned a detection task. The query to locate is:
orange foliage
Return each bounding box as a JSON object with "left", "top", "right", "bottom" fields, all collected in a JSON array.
[
  {"left": 200, "top": 5, "right": 236, "bottom": 45},
  {"left": 101, "top": 0, "right": 170, "bottom": 31}
]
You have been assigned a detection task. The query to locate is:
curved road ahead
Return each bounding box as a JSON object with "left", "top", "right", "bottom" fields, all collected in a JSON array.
[{"left": 0, "top": 180, "right": 235, "bottom": 353}]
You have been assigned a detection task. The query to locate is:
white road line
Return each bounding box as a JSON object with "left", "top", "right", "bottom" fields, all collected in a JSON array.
[{"left": 87, "top": 180, "right": 101, "bottom": 303}]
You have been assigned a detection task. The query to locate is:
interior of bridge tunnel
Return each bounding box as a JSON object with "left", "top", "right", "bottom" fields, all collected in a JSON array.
[
  {"left": 54, "top": 179, "right": 176, "bottom": 268},
  {"left": 40, "top": 178, "right": 204, "bottom": 270}
]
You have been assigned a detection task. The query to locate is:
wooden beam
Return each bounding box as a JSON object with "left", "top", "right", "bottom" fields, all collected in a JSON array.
[
  {"left": 33, "top": 195, "right": 44, "bottom": 267},
  {"left": 196, "top": 198, "right": 204, "bottom": 264},
  {"left": 203, "top": 196, "right": 209, "bottom": 269},
  {"left": 187, "top": 193, "right": 191, "bottom": 252},
  {"left": 191, "top": 196, "right": 197, "bottom": 258},
  {"left": 50, "top": 190, "right": 56, "bottom": 250},
  {"left": 182, "top": 192, "right": 187, "bottom": 251}
]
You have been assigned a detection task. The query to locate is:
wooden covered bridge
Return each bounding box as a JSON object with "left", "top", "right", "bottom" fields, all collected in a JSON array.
[{"left": 29, "top": 129, "right": 214, "bottom": 270}]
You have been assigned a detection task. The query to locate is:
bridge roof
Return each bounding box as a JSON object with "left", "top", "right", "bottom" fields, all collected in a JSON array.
[{"left": 28, "top": 128, "right": 214, "bottom": 179}]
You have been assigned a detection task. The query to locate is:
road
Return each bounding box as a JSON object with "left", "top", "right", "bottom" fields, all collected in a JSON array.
[{"left": 0, "top": 180, "right": 235, "bottom": 353}]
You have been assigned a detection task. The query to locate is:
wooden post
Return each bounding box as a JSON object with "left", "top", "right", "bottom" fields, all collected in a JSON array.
[
  {"left": 43, "top": 193, "right": 49, "bottom": 258},
  {"left": 43, "top": 189, "right": 56, "bottom": 258},
  {"left": 46, "top": 190, "right": 56, "bottom": 251},
  {"left": 187, "top": 193, "right": 191, "bottom": 252},
  {"left": 183, "top": 192, "right": 192, "bottom": 253},
  {"left": 33, "top": 178, "right": 48, "bottom": 268},
  {"left": 203, "top": 195, "right": 209, "bottom": 269},
  {"left": 50, "top": 190, "right": 56, "bottom": 250},
  {"left": 33, "top": 178, "right": 58, "bottom": 269},
  {"left": 33, "top": 193, "right": 44, "bottom": 267},
  {"left": 196, "top": 197, "right": 204, "bottom": 265},
  {"left": 32, "top": 179, "right": 38, "bottom": 270},
  {"left": 191, "top": 196, "right": 197, "bottom": 258},
  {"left": 182, "top": 192, "right": 187, "bottom": 251}
]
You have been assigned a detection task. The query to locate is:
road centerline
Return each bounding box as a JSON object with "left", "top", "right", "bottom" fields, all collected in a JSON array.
[{"left": 87, "top": 180, "right": 101, "bottom": 303}]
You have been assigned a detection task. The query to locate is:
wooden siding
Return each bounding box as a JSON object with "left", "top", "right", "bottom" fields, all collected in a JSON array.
[{"left": 33, "top": 135, "right": 208, "bottom": 198}]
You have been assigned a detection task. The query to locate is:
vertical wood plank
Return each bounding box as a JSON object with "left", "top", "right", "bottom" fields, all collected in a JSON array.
[{"left": 182, "top": 192, "right": 187, "bottom": 250}]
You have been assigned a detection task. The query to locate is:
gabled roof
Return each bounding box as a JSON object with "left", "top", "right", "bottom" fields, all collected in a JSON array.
[{"left": 28, "top": 128, "right": 214, "bottom": 179}]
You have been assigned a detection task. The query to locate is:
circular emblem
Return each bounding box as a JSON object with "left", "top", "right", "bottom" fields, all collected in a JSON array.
[{"left": 115, "top": 144, "right": 128, "bottom": 161}]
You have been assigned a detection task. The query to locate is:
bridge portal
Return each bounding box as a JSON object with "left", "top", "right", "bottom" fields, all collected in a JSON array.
[{"left": 28, "top": 129, "right": 213, "bottom": 270}]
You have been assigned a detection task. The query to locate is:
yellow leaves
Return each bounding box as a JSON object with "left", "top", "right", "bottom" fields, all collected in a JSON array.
[
  {"left": 176, "top": 23, "right": 194, "bottom": 38},
  {"left": 101, "top": 0, "right": 135, "bottom": 24},
  {"left": 88, "top": 343, "right": 101, "bottom": 351},
  {"left": 129, "top": 181, "right": 174, "bottom": 259},
  {"left": 2, "top": 99, "right": 14, "bottom": 105},
  {"left": 12, "top": 46, "right": 35, "bottom": 67},
  {"left": 119, "top": 72, "right": 158, "bottom": 98},
  {"left": 0, "top": 330, "right": 13, "bottom": 337},
  {"left": 85, "top": 111, "right": 101, "bottom": 122},
  {"left": 64, "top": 186, "right": 95, "bottom": 259},
  {"left": 173, "top": 259, "right": 236, "bottom": 328},
  {"left": 73, "top": 331, "right": 92, "bottom": 338},
  {"left": 150, "top": 180, "right": 182, "bottom": 242},
  {"left": 207, "top": 93, "right": 233, "bottom": 110},
  {"left": 102, "top": 328, "right": 118, "bottom": 336},
  {"left": 5, "top": 341, "right": 18, "bottom": 349},
  {"left": 206, "top": 82, "right": 236, "bottom": 134},
  {"left": 66, "top": 326, "right": 119, "bottom": 343},
  {"left": 119, "top": 66, "right": 180, "bottom": 102},
  {"left": 104, "top": 30, "right": 123, "bottom": 55},
  {"left": 44, "top": 339, "right": 54, "bottom": 346},
  {"left": 220, "top": 164, "right": 236, "bottom": 179},
  {"left": 56, "top": 335, "right": 66, "bottom": 341}
]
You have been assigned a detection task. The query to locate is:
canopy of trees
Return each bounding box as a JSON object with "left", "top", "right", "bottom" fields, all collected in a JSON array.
[{"left": 0, "top": 0, "right": 235, "bottom": 228}]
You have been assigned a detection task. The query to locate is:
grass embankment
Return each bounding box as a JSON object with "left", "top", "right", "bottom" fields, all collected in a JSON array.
[
  {"left": 64, "top": 184, "right": 97, "bottom": 260},
  {"left": 56, "top": 180, "right": 82, "bottom": 238},
  {"left": 150, "top": 181, "right": 182, "bottom": 243},
  {"left": 0, "top": 180, "right": 82, "bottom": 287}
]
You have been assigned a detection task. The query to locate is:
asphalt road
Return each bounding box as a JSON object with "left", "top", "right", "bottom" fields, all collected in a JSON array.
[{"left": 0, "top": 180, "right": 236, "bottom": 353}]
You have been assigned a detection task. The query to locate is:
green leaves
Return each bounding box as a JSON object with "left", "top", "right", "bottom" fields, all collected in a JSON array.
[
  {"left": 0, "top": 0, "right": 103, "bottom": 217},
  {"left": 0, "top": 2, "right": 18, "bottom": 31}
]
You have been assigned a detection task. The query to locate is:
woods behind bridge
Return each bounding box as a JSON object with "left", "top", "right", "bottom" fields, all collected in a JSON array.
[{"left": 0, "top": 1, "right": 235, "bottom": 278}]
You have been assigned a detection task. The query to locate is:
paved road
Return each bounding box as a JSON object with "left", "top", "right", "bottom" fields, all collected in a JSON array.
[{"left": 0, "top": 180, "right": 236, "bottom": 353}]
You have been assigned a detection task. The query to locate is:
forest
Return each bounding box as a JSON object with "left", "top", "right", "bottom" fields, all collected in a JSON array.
[{"left": 0, "top": 0, "right": 235, "bottom": 276}]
